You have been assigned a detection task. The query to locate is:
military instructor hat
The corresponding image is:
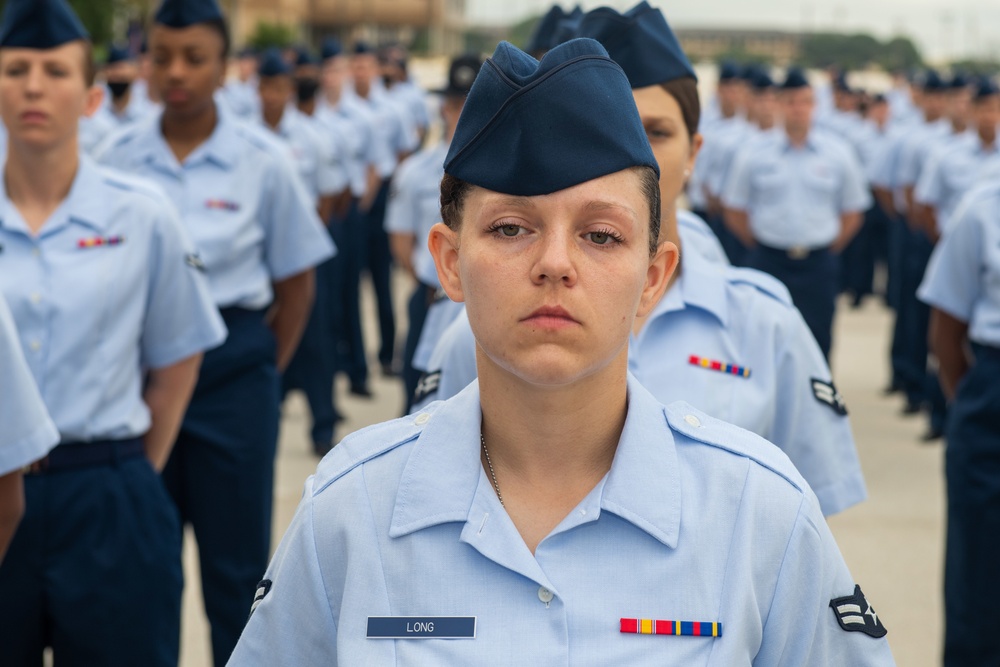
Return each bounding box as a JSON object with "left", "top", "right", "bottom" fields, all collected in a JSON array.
[
  {"left": 433, "top": 53, "right": 483, "bottom": 97},
  {"left": 0, "top": 0, "right": 89, "bottom": 49},
  {"left": 444, "top": 38, "right": 658, "bottom": 197},
  {"left": 577, "top": 1, "right": 696, "bottom": 88}
]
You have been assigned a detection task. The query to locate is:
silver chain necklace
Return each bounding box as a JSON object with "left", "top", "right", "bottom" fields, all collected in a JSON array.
[{"left": 480, "top": 433, "right": 504, "bottom": 507}]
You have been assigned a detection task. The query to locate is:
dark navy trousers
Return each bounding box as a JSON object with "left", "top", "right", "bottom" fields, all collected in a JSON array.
[
  {"left": 282, "top": 245, "right": 337, "bottom": 446},
  {"left": 162, "top": 307, "right": 280, "bottom": 667},
  {"left": 0, "top": 443, "right": 182, "bottom": 666},
  {"left": 365, "top": 182, "right": 397, "bottom": 368},
  {"left": 746, "top": 244, "right": 839, "bottom": 359},
  {"left": 329, "top": 200, "right": 368, "bottom": 388},
  {"left": 402, "top": 282, "right": 434, "bottom": 414},
  {"left": 944, "top": 345, "right": 1000, "bottom": 666}
]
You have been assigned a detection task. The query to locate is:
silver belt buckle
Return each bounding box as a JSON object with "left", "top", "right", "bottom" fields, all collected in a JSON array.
[{"left": 787, "top": 246, "right": 809, "bottom": 260}]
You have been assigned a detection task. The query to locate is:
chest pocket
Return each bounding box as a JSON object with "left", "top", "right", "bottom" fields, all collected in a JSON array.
[{"left": 803, "top": 167, "right": 838, "bottom": 196}]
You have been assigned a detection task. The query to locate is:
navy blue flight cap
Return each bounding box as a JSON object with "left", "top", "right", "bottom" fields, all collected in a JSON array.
[
  {"left": 526, "top": 5, "right": 567, "bottom": 54},
  {"left": 433, "top": 53, "right": 483, "bottom": 97},
  {"left": 321, "top": 37, "right": 342, "bottom": 60},
  {"left": 106, "top": 44, "right": 132, "bottom": 64},
  {"left": 751, "top": 69, "right": 774, "bottom": 91},
  {"left": 293, "top": 45, "right": 317, "bottom": 67},
  {"left": 973, "top": 78, "right": 999, "bottom": 101},
  {"left": 352, "top": 40, "right": 375, "bottom": 56},
  {"left": 258, "top": 48, "right": 291, "bottom": 77},
  {"left": 0, "top": 0, "right": 89, "bottom": 49},
  {"left": 577, "top": 1, "right": 696, "bottom": 88},
  {"left": 780, "top": 67, "right": 810, "bottom": 90},
  {"left": 922, "top": 70, "right": 946, "bottom": 92},
  {"left": 154, "top": 0, "right": 224, "bottom": 27},
  {"left": 444, "top": 38, "right": 658, "bottom": 197},
  {"left": 718, "top": 61, "right": 741, "bottom": 82},
  {"left": 948, "top": 73, "right": 969, "bottom": 89}
]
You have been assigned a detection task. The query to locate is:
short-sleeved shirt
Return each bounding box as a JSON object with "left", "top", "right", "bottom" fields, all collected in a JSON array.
[
  {"left": 691, "top": 114, "right": 749, "bottom": 208},
  {"left": 95, "top": 106, "right": 335, "bottom": 309},
  {"left": 259, "top": 107, "right": 348, "bottom": 203},
  {"left": 414, "top": 248, "right": 867, "bottom": 517},
  {"left": 384, "top": 141, "right": 449, "bottom": 287},
  {"left": 893, "top": 119, "right": 951, "bottom": 189},
  {"left": 229, "top": 376, "right": 894, "bottom": 665},
  {"left": 0, "top": 292, "right": 58, "bottom": 475},
  {"left": 677, "top": 209, "right": 729, "bottom": 265},
  {"left": 219, "top": 78, "right": 260, "bottom": 119},
  {"left": 318, "top": 95, "right": 387, "bottom": 198},
  {"left": 0, "top": 155, "right": 226, "bottom": 443},
  {"left": 723, "top": 129, "right": 871, "bottom": 248},
  {"left": 914, "top": 133, "right": 1000, "bottom": 233},
  {"left": 343, "top": 87, "right": 413, "bottom": 179},
  {"left": 918, "top": 181, "right": 1000, "bottom": 347}
]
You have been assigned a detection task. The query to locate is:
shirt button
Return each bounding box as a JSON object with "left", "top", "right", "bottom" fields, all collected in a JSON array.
[
  {"left": 537, "top": 587, "right": 554, "bottom": 604},
  {"left": 32, "top": 248, "right": 40, "bottom": 257},
  {"left": 684, "top": 414, "right": 702, "bottom": 428},
  {"left": 29, "top": 340, "right": 41, "bottom": 351},
  {"left": 30, "top": 293, "right": 41, "bottom": 304},
  {"left": 414, "top": 413, "right": 430, "bottom": 426}
]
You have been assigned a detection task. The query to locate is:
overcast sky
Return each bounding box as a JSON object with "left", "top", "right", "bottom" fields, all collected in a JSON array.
[{"left": 466, "top": 0, "right": 1000, "bottom": 63}]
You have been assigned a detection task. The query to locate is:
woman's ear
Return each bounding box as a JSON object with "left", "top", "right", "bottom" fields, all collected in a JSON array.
[
  {"left": 636, "top": 240, "right": 679, "bottom": 318},
  {"left": 83, "top": 84, "right": 104, "bottom": 118},
  {"left": 428, "top": 222, "right": 466, "bottom": 303}
]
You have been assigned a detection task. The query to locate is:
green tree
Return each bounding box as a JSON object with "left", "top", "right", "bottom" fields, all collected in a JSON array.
[
  {"left": 877, "top": 36, "right": 923, "bottom": 72},
  {"left": 246, "top": 21, "right": 297, "bottom": 50}
]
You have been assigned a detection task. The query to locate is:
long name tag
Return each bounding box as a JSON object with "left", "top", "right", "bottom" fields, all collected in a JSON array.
[{"left": 366, "top": 616, "right": 477, "bottom": 639}]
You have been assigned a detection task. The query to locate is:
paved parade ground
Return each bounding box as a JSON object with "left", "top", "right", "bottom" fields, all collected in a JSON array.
[{"left": 179, "top": 278, "right": 945, "bottom": 666}]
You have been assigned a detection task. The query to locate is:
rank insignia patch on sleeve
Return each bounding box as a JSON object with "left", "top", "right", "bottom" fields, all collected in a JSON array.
[
  {"left": 413, "top": 370, "right": 442, "bottom": 404},
  {"left": 811, "top": 378, "right": 848, "bottom": 415},
  {"left": 830, "top": 585, "right": 887, "bottom": 638},
  {"left": 185, "top": 253, "right": 206, "bottom": 272},
  {"left": 248, "top": 579, "right": 272, "bottom": 619}
]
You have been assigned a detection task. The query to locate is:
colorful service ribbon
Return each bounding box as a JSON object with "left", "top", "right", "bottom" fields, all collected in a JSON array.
[
  {"left": 620, "top": 618, "right": 722, "bottom": 637},
  {"left": 688, "top": 355, "right": 751, "bottom": 379},
  {"left": 78, "top": 235, "right": 125, "bottom": 248}
]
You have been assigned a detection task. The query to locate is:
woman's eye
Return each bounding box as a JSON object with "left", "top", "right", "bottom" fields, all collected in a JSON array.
[
  {"left": 499, "top": 224, "right": 520, "bottom": 237},
  {"left": 590, "top": 232, "right": 611, "bottom": 245},
  {"left": 648, "top": 129, "right": 671, "bottom": 140}
]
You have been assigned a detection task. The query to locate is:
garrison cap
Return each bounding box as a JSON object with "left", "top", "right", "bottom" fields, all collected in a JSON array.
[
  {"left": 444, "top": 38, "right": 658, "bottom": 197},
  {"left": 780, "top": 67, "right": 810, "bottom": 90},
  {"left": 526, "top": 5, "right": 567, "bottom": 54},
  {"left": 258, "top": 48, "right": 291, "bottom": 77},
  {"left": 751, "top": 68, "right": 775, "bottom": 91},
  {"left": 922, "top": 70, "right": 946, "bottom": 92},
  {"left": 154, "top": 0, "right": 224, "bottom": 27},
  {"left": 293, "top": 45, "right": 317, "bottom": 67},
  {"left": 577, "top": 1, "right": 696, "bottom": 88},
  {"left": 718, "top": 61, "right": 741, "bottom": 82},
  {"left": 106, "top": 44, "right": 132, "bottom": 64},
  {"left": 433, "top": 53, "right": 483, "bottom": 97},
  {"left": 973, "top": 77, "right": 999, "bottom": 101},
  {"left": 352, "top": 41, "right": 375, "bottom": 55},
  {"left": 948, "top": 73, "right": 969, "bottom": 89},
  {"left": 0, "top": 0, "right": 89, "bottom": 49},
  {"left": 321, "top": 37, "right": 342, "bottom": 60}
]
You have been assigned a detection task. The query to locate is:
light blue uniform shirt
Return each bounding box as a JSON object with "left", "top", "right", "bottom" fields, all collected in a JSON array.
[
  {"left": 78, "top": 110, "right": 117, "bottom": 156},
  {"left": 893, "top": 118, "right": 951, "bottom": 190},
  {"left": 219, "top": 78, "right": 260, "bottom": 119},
  {"left": 692, "top": 114, "right": 749, "bottom": 208},
  {"left": 258, "top": 106, "right": 348, "bottom": 203},
  {"left": 723, "top": 129, "right": 871, "bottom": 249},
  {"left": 320, "top": 94, "right": 391, "bottom": 197},
  {"left": 96, "top": 106, "right": 335, "bottom": 309},
  {"left": 389, "top": 78, "right": 431, "bottom": 134},
  {"left": 678, "top": 209, "right": 729, "bottom": 265},
  {"left": 0, "top": 156, "right": 226, "bottom": 443},
  {"left": 229, "top": 376, "right": 894, "bottom": 665},
  {"left": 0, "top": 292, "right": 58, "bottom": 475},
  {"left": 344, "top": 87, "right": 413, "bottom": 179},
  {"left": 915, "top": 133, "right": 1000, "bottom": 233},
  {"left": 918, "top": 180, "right": 1000, "bottom": 347},
  {"left": 706, "top": 125, "right": 782, "bottom": 201},
  {"left": 415, "top": 248, "right": 866, "bottom": 517},
  {"left": 384, "top": 141, "right": 449, "bottom": 287}
]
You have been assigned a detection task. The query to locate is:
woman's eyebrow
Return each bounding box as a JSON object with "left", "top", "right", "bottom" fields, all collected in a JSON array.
[{"left": 582, "top": 200, "right": 638, "bottom": 219}]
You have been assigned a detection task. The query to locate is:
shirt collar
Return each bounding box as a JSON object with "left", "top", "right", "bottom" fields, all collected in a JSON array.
[
  {"left": 389, "top": 374, "right": 682, "bottom": 549},
  {"left": 779, "top": 129, "right": 818, "bottom": 152},
  {"left": 134, "top": 104, "right": 240, "bottom": 171},
  {"left": 0, "top": 154, "right": 109, "bottom": 235},
  {"left": 644, "top": 245, "right": 728, "bottom": 328}
]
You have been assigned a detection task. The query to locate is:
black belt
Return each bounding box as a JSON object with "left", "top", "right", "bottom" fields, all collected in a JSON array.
[
  {"left": 755, "top": 242, "right": 831, "bottom": 260},
  {"left": 25, "top": 438, "right": 145, "bottom": 475}
]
